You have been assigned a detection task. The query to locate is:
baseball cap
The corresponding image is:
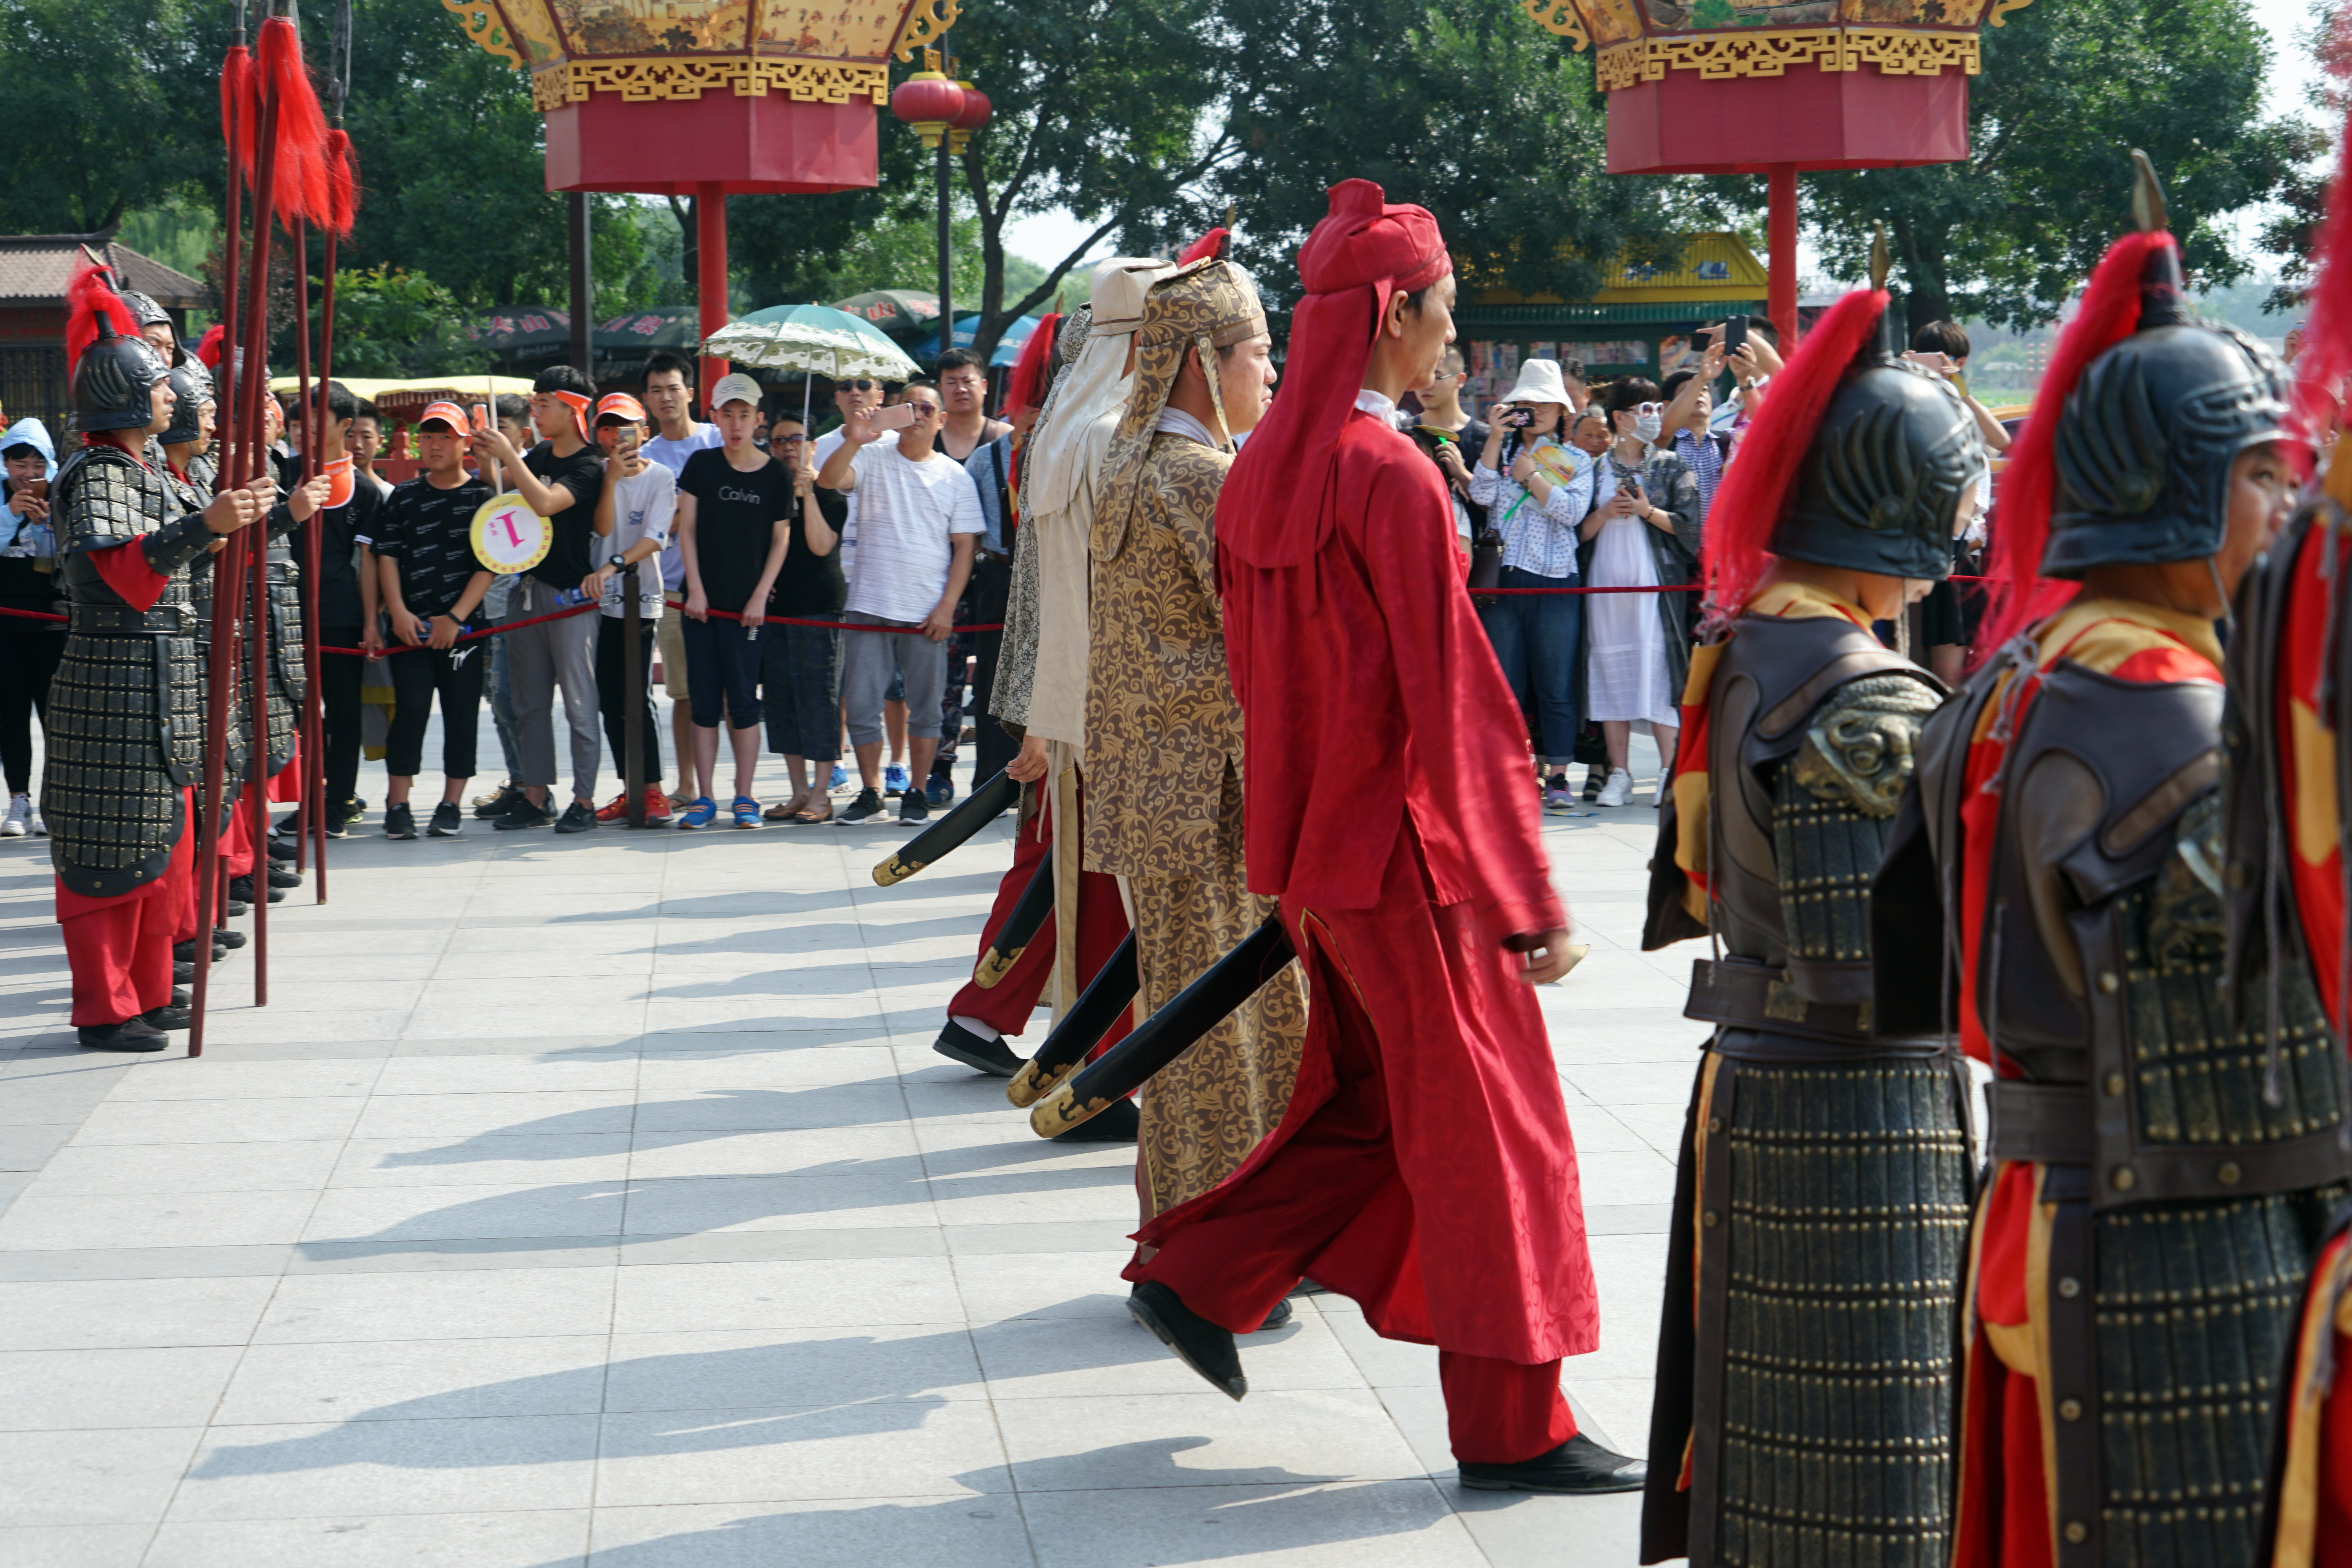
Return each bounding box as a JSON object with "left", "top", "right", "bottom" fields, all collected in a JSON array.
[
  {"left": 710, "top": 372, "right": 763, "bottom": 411},
  {"left": 417, "top": 401, "right": 471, "bottom": 436},
  {"left": 595, "top": 392, "right": 647, "bottom": 425}
]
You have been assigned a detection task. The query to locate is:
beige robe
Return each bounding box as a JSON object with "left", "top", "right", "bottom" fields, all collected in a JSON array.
[{"left": 1082, "top": 430, "right": 1305, "bottom": 1216}]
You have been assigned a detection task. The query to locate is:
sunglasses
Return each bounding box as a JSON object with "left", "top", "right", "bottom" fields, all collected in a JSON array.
[
  {"left": 843, "top": 379, "right": 877, "bottom": 392},
  {"left": 903, "top": 402, "right": 940, "bottom": 418}
]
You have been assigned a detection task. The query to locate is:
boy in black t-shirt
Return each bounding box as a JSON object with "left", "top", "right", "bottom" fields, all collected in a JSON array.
[
  {"left": 472, "top": 365, "right": 607, "bottom": 833},
  {"left": 373, "top": 403, "right": 495, "bottom": 840},
  {"left": 285, "top": 381, "right": 383, "bottom": 837}
]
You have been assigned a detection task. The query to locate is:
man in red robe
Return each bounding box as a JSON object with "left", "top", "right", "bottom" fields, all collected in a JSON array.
[{"left": 1120, "top": 179, "right": 1641, "bottom": 1492}]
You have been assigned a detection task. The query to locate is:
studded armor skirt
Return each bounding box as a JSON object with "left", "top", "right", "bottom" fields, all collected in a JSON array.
[
  {"left": 265, "top": 562, "right": 303, "bottom": 774},
  {"left": 43, "top": 630, "right": 200, "bottom": 897},
  {"left": 1646, "top": 1035, "right": 1974, "bottom": 1566}
]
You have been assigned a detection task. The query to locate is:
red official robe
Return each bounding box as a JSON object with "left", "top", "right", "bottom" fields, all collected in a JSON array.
[{"left": 1132, "top": 404, "right": 1597, "bottom": 1368}]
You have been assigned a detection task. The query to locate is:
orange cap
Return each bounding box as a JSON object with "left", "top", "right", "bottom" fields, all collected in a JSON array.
[
  {"left": 595, "top": 392, "right": 647, "bottom": 424},
  {"left": 417, "top": 401, "right": 472, "bottom": 437},
  {"left": 545, "top": 388, "right": 592, "bottom": 438}
]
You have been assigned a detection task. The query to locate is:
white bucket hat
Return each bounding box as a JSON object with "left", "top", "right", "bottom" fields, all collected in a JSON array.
[{"left": 1495, "top": 358, "right": 1574, "bottom": 410}]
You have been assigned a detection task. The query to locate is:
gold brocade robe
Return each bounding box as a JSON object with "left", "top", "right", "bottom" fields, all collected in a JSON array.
[{"left": 1082, "top": 430, "right": 1305, "bottom": 1216}]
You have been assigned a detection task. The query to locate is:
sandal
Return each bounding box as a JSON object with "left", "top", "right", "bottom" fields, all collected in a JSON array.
[
  {"left": 791, "top": 799, "right": 835, "bottom": 825},
  {"left": 764, "top": 791, "right": 808, "bottom": 822}
]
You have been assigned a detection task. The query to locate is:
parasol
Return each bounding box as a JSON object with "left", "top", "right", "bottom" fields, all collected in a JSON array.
[
  {"left": 701, "top": 303, "right": 922, "bottom": 427},
  {"left": 950, "top": 312, "right": 1041, "bottom": 368},
  {"left": 832, "top": 289, "right": 942, "bottom": 339}
]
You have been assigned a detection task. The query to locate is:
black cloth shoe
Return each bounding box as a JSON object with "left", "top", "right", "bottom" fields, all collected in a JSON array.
[
  {"left": 173, "top": 961, "right": 195, "bottom": 984},
  {"left": 495, "top": 798, "right": 557, "bottom": 831},
  {"left": 143, "top": 1005, "right": 192, "bottom": 1030},
  {"left": 428, "top": 802, "right": 464, "bottom": 837},
  {"left": 383, "top": 803, "right": 417, "bottom": 840},
  {"left": 932, "top": 1020, "right": 1024, "bottom": 1077},
  {"left": 267, "top": 837, "right": 298, "bottom": 862},
  {"left": 225, "top": 898, "right": 250, "bottom": 917},
  {"left": 837, "top": 788, "right": 889, "bottom": 824},
  {"left": 172, "top": 987, "right": 190, "bottom": 1008},
  {"left": 1127, "top": 1281, "right": 1245, "bottom": 1400},
  {"left": 214, "top": 929, "right": 246, "bottom": 950},
  {"left": 897, "top": 790, "right": 930, "bottom": 825},
  {"left": 554, "top": 800, "right": 597, "bottom": 834},
  {"left": 79, "top": 1018, "right": 170, "bottom": 1052},
  {"left": 173, "top": 940, "right": 224, "bottom": 964},
  {"left": 267, "top": 864, "right": 301, "bottom": 889},
  {"left": 1457, "top": 1435, "right": 1648, "bottom": 1494},
  {"left": 229, "top": 876, "right": 286, "bottom": 906},
  {"left": 1251, "top": 1298, "right": 1295, "bottom": 1332},
  {"left": 1052, "top": 1097, "right": 1140, "bottom": 1143},
  {"left": 473, "top": 782, "right": 524, "bottom": 819}
]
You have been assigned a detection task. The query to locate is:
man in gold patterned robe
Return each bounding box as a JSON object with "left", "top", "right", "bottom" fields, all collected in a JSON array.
[{"left": 1083, "top": 246, "right": 1307, "bottom": 1216}]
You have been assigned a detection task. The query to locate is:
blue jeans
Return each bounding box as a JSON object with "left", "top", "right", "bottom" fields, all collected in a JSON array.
[{"left": 1477, "top": 566, "right": 1583, "bottom": 767}]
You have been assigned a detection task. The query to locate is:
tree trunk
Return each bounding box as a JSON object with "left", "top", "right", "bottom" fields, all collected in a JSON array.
[
  {"left": 670, "top": 196, "right": 698, "bottom": 311},
  {"left": 1891, "top": 217, "right": 1953, "bottom": 338}
]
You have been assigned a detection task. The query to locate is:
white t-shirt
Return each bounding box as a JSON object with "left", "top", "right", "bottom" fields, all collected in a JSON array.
[
  {"left": 813, "top": 428, "right": 862, "bottom": 580},
  {"left": 597, "top": 461, "right": 676, "bottom": 621},
  {"left": 844, "top": 436, "right": 985, "bottom": 624},
  {"left": 641, "top": 423, "right": 723, "bottom": 591}
]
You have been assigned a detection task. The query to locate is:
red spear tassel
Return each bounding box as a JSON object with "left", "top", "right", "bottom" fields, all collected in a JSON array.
[
  {"left": 2288, "top": 11, "right": 2352, "bottom": 466},
  {"left": 324, "top": 129, "right": 358, "bottom": 239},
  {"left": 257, "top": 16, "right": 329, "bottom": 229},
  {"left": 220, "top": 44, "right": 255, "bottom": 181}
]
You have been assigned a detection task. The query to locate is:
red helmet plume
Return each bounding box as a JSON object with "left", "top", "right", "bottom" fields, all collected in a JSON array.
[
  {"left": 1001, "top": 310, "right": 1061, "bottom": 421},
  {"left": 1178, "top": 227, "right": 1230, "bottom": 266},
  {"left": 65, "top": 249, "right": 141, "bottom": 375}
]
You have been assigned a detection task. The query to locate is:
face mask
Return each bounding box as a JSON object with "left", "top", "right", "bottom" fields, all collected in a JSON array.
[{"left": 1632, "top": 412, "right": 1663, "bottom": 444}]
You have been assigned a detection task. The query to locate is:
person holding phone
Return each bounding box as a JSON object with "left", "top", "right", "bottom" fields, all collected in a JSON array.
[
  {"left": 1579, "top": 378, "right": 1699, "bottom": 809},
  {"left": 1468, "top": 358, "right": 1592, "bottom": 808},
  {"left": 0, "top": 417, "right": 60, "bottom": 839},
  {"left": 585, "top": 393, "right": 679, "bottom": 826}
]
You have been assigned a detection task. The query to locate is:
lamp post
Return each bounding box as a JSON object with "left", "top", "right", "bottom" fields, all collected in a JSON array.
[{"left": 892, "top": 49, "right": 989, "bottom": 364}]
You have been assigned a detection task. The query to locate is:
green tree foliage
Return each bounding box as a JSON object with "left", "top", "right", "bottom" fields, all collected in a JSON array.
[
  {"left": 1804, "top": 0, "right": 2321, "bottom": 332},
  {"left": 309, "top": 267, "right": 491, "bottom": 379},
  {"left": 0, "top": 0, "right": 218, "bottom": 234},
  {"left": 1138, "top": 0, "right": 1688, "bottom": 309}
]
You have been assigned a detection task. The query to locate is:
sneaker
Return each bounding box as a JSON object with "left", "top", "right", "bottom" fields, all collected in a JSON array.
[
  {"left": 321, "top": 809, "right": 355, "bottom": 839},
  {"left": 898, "top": 789, "right": 930, "bottom": 825},
  {"left": 1542, "top": 785, "right": 1578, "bottom": 810},
  {"left": 926, "top": 770, "right": 954, "bottom": 807},
  {"left": 593, "top": 792, "right": 633, "bottom": 823},
  {"left": 383, "top": 802, "right": 417, "bottom": 840},
  {"left": 1595, "top": 768, "right": 1633, "bottom": 808},
  {"left": 675, "top": 796, "right": 719, "bottom": 829},
  {"left": 828, "top": 762, "right": 849, "bottom": 791},
  {"left": 731, "top": 796, "right": 762, "bottom": 830},
  {"left": 473, "top": 782, "right": 524, "bottom": 818},
  {"left": 838, "top": 787, "right": 890, "bottom": 824},
  {"left": 640, "top": 788, "right": 673, "bottom": 825},
  {"left": 554, "top": 801, "right": 597, "bottom": 834},
  {"left": 0, "top": 793, "right": 28, "bottom": 837},
  {"left": 494, "top": 797, "right": 557, "bottom": 831},
  {"left": 428, "top": 802, "right": 464, "bottom": 838},
  {"left": 884, "top": 763, "right": 909, "bottom": 798}
]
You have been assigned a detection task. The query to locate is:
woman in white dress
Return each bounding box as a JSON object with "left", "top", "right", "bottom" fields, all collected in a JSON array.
[{"left": 1578, "top": 380, "right": 1699, "bottom": 808}]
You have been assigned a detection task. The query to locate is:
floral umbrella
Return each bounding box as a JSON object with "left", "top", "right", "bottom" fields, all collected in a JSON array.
[{"left": 701, "top": 304, "right": 923, "bottom": 425}]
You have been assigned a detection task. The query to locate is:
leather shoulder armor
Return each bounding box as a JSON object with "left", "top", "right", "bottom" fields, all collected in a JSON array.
[{"left": 1791, "top": 672, "right": 1942, "bottom": 820}]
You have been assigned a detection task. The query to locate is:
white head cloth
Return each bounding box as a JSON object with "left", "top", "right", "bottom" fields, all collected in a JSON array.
[{"left": 1022, "top": 256, "right": 1172, "bottom": 519}]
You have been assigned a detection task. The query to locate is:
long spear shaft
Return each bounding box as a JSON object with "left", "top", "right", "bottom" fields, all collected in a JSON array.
[
  {"left": 310, "top": 220, "right": 334, "bottom": 902},
  {"left": 232, "top": 88, "right": 282, "bottom": 1009},
  {"left": 190, "top": 26, "right": 252, "bottom": 1060}
]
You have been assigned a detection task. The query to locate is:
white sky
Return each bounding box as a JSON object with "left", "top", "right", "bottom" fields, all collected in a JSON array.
[{"left": 1002, "top": 1, "right": 2330, "bottom": 283}]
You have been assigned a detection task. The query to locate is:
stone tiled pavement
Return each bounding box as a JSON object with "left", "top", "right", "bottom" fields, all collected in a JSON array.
[{"left": 0, "top": 735, "right": 1701, "bottom": 1566}]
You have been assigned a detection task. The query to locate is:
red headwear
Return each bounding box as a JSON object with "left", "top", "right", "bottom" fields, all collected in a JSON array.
[
  {"left": 1695, "top": 287, "right": 1888, "bottom": 620},
  {"left": 65, "top": 249, "right": 140, "bottom": 376},
  {"left": 1001, "top": 310, "right": 1060, "bottom": 422},
  {"left": 1178, "top": 227, "right": 1230, "bottom": 266},
  {"left": 1218, "top": 179, "right": 1450, "bottom": 571},
  {"left": 1975, "top": 230, "right": 2177, "bottom": 660}
]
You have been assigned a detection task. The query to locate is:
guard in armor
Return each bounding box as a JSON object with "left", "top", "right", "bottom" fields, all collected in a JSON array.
[
  {"left": 2231, "top": 131, "right": 2352, "bottom": 1568},
  {"left": 47, "top": 257, "right": 263, "bottom": 1051},
  {"left": 1638, "top": 277, "right": 1980, "bottom": 1566},
  {"left": 1872, "top": 165, "right": 2346, "bottom": 1568}
]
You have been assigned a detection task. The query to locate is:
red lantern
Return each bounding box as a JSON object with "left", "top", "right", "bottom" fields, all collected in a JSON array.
[
  {"left": 892, "top": 70, "right": 965, "bottom": 148},
  {"left": 948, "top": 83, "right": 989, "bottom": 152}
]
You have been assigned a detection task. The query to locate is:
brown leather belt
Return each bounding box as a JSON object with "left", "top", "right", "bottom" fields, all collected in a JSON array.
[{"left": 1986, "top": 1080, "right": 2091, "bottom": 1165}]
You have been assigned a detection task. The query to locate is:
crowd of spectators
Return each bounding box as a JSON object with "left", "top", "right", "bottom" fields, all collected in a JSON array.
[{"left": 0, "top": 319, "right": 2011, "bottom": 848}]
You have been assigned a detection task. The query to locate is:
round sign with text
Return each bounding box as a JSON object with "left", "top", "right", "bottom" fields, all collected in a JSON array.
[{"left": 470, "top": 492, "right": 552, "bottom": 575}]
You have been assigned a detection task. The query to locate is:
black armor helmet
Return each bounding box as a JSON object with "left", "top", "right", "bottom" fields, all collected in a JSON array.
[
  {"left": 2042, "top": 315, "right": 2287, "bottom": 578},
  {"left": 116, "top": 289, "right": 177, "bottom": 361},
  {"left": 161, "top": 360, "right": 214, "bottom": 447},
  {"left": 1769, "top": 357, "right": 1983, "bottom": 582},
  {"left": 71, "top": 317, "right": 169, "bottom": 436}
]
